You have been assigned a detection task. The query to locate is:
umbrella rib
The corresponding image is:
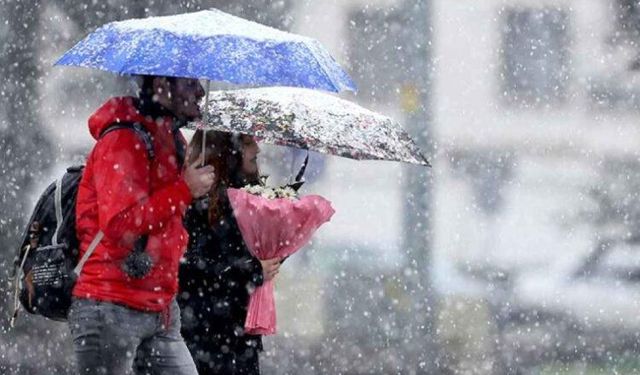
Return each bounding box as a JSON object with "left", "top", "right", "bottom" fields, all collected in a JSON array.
[{"left": 302, "top": 40, "right": 348, "bottom": 93}]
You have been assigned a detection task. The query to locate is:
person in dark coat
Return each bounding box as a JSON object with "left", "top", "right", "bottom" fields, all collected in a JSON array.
[{"left": 178, "top": 129, "right": 281, "bottom": 375}]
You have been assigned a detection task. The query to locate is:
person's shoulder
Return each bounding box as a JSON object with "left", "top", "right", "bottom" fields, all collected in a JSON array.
[{"left": 93, "top": 124, "right": 149, "bottom": 158}]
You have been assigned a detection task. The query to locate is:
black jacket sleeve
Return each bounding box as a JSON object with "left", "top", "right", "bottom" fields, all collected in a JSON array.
[{"left": 182, "top": 201, "right": 264, "bottom": 289}]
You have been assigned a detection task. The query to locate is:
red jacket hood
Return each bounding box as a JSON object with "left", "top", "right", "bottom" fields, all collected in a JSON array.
[{"left": 88, "top": 97, "right": 147, "bottom": 140}]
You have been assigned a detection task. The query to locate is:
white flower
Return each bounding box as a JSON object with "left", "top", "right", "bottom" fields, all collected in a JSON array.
[
  {"left": 262, "top": 187, "right": 277, "bottom": 199},
  {"left": 240, "top": 183, "right": 299, "bottom": 200},
  {"left": 279, "top": 186, "right": 298, "bottom": 199}
]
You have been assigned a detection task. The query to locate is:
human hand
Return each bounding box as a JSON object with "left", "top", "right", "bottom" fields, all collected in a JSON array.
[
  {"left": 260, "top": 257, "right": 281, "bottom": 281},
  {"left": 183, "top": 157, "right": 215, "bottom": 198}
]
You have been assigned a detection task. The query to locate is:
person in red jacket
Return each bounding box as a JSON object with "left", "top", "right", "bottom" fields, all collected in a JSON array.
[{"left": 70, "top": 75, "right": 214, "bottom": 375}]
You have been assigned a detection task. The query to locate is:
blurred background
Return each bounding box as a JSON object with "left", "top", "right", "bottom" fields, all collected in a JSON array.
[{"left": 3, "top": 0, "right": 640, "bottom": 374}]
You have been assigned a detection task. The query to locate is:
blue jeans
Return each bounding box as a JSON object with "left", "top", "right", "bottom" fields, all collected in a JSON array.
[{"left": 68, "top": 298, "right": 197, "bottom": 375}]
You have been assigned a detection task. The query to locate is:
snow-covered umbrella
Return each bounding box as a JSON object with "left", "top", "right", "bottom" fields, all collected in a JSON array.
[
  {"left": 55, "top": 9, "right": 355, "bottom": 93},
  {"left": 191, "top": 87, "right": 430, "bottom": 167}
]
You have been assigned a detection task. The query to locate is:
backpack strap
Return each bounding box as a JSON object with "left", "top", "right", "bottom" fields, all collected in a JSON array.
[
  {"left": 100, "top": 122, "right": 155, "bottom": 161},
  {"left": 73, "top": 231, "right": 104, "bottom": 276},
  {"left": 52, "top": 178, "right": 63, "bottom": 246},
  {"left": 10, "top": 243, "right": 34, "bottom": 327}
]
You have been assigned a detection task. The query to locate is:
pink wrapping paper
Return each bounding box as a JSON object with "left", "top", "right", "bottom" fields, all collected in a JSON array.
[{"left": 227, "top": 188, "right": 335, "bottom": 335}]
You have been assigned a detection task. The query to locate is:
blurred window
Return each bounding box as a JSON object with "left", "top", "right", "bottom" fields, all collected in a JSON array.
[
  {"left": 587, "top": 78, "right": 640, "bottom": 111},
  {"left": 612, "top": 0, "right": 640, "bottom": 41},
  {"left": 500, "top": 8, "right": 570, "bottom": 108},
  {"left": 589, "top": 0, "right": 640, "bottom": 111}
]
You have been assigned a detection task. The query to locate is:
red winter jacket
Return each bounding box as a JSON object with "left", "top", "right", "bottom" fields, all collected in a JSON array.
[{"left": 74, "top": 97, "right": 193, "bottom": 312}]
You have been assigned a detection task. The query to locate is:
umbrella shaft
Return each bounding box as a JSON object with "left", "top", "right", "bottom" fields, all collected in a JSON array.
[{"left": 202, "top": 80, "right": 210, "bottom": 167}]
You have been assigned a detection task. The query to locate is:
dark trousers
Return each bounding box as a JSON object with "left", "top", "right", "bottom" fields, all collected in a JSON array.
[{"left": 186, "top": 337, "right": 260, "bottom": 375}]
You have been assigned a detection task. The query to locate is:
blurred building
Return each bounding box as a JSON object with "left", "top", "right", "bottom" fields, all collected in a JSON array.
[
  {"left": 260, "top": 0, "right": 640, "bottom": 373},
  {"left": 431, "top": 0, "right": 640, "bottom": 329},
  {"left": 27, "top": 0, "right": 640, "bottom": 373}
]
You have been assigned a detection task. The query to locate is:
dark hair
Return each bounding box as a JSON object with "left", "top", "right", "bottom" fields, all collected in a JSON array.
[
  {"left": 137, "top": 75, "right": 176, "bottom": 102},
  {"left": 187, "top": 129, "right": 260, "bottom": 225}
]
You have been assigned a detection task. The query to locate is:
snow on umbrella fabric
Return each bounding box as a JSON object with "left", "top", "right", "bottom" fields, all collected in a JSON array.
[
  {"left": 55, "top": 9, "right": 356, "bottom": 93},
  {"left": 193, "top": 86, "right": 431, "bottom": 166}
]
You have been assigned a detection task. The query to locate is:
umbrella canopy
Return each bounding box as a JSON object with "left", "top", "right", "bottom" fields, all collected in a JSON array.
[
  {"left": 192, "top": 87, "right": 430, "bottom": 167},
  {"left": 55, "top": 9, "right": 355, "bottom": 93}
]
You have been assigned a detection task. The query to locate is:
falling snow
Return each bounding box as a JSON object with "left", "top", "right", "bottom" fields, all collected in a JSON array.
[{"left": 3, "top": 1, "right": 640, "bottom": 375}]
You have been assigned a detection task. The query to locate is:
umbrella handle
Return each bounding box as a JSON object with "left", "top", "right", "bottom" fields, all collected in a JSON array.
[
  {"left": 287, "top": 151, "right": 309, "bottom": 192},
  {"left": 295, "top": 152, "right": 309, "bottom": 183},
  {"left": 201, "top": 130, "right": 207, "bottom": 168},
  {"left": 201, "top": 80, "right": 211, "bottom": 167}
]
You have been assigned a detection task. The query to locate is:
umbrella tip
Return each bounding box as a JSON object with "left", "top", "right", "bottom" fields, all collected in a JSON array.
[{"left": 421, "top": 154, "right": 432, "bottom": 168}]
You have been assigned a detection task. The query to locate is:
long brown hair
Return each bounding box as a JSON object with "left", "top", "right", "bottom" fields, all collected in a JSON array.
[{"left": 187, "top": 130, "right": 260, "bottom": 225}]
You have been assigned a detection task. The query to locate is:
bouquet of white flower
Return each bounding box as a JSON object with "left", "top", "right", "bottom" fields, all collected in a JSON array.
[{"left": 228, "top": 182, "right": 334, "bottom": 335}]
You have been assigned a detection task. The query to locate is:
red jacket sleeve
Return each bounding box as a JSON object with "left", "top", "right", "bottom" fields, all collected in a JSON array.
[{"left": 92, "top": 129, "right": 192, "bottom": 245}]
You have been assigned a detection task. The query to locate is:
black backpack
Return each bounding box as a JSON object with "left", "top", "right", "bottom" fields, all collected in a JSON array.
[{"left": 10, "top": 123, "right": 155, "bottom": 324}]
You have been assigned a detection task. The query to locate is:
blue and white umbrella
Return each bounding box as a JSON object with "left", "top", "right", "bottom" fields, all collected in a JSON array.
[{"left": 56, "top": 9, "right": 356, "bottom": 93}]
